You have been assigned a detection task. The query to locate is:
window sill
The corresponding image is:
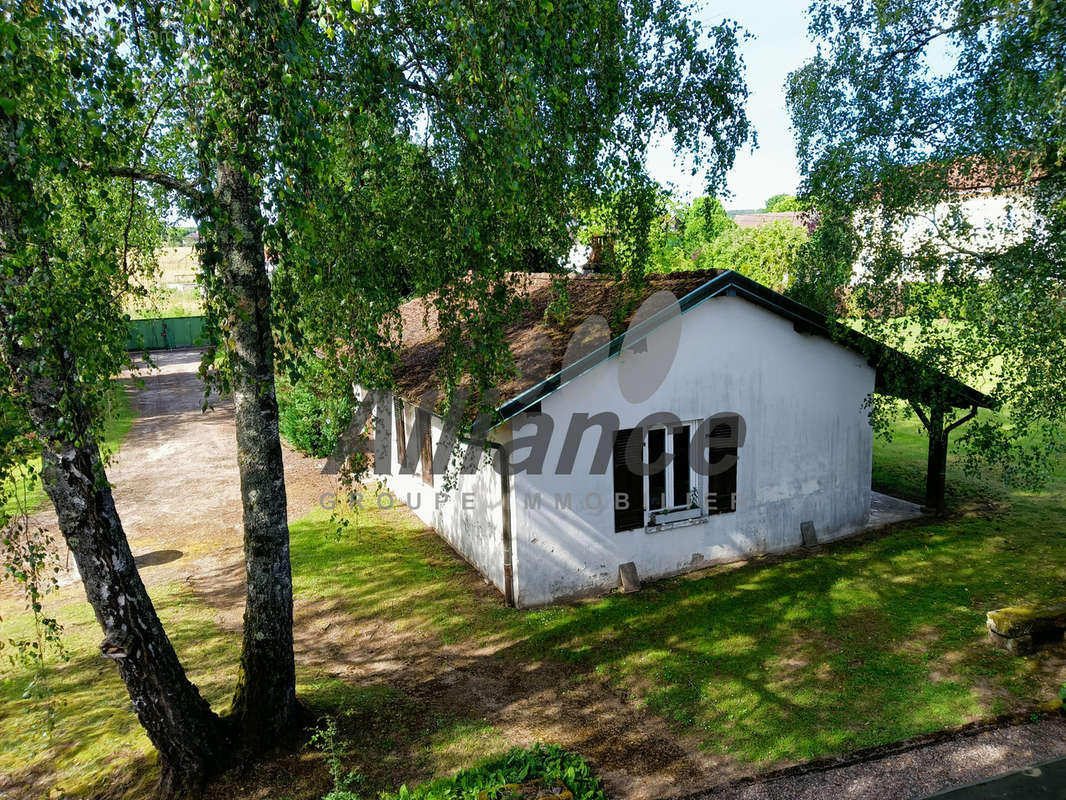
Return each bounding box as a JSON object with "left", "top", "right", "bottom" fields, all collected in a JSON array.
[{"left": 645, "top": 515, "right": 709, "bottom": 533}]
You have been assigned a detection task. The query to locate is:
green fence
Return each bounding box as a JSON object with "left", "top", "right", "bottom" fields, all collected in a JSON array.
[{"left": 126, "top": 316, "right": 206, "bottom": 351}]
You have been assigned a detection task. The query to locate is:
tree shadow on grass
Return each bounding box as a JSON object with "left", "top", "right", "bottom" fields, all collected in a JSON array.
[
  {"left": 490, "top": 514, "right": 1065, "bottom": 764},
  {"left": 4, "top": 499, "right": 1064, "bottom": 800},
  {"left": 203, "top": 501, "right": 1066, "bottom": 796},
  {"left": 0, "top": 582, "right": 238, "bottom": 800}
]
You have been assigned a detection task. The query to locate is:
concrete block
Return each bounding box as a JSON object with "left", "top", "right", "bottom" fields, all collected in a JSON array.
[
  {"left": 618, "top": 562, "right": 640, "bottom": 593},
  {"left": 987, "top": 602, "right": 1066, "bottom": 638},
  {"left": 988, "top": 627, "right": 1036, "bottom": 656}
]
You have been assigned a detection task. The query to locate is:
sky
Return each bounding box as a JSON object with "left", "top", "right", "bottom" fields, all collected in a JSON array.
[{"left": 646, "top": 0, "right": 818, "bottom": 211}]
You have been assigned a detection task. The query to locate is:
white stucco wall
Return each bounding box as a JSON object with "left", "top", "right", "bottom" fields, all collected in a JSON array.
[
  {"left": 508, "top": 295, "right": 875, "bottom": 607},
  {"left": 370, "top": 394, "right": 509, "bottom": 594}
]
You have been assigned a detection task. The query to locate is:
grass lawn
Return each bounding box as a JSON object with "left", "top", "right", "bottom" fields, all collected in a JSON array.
[{"left": 1, "top": 408, "right": 1064, "bottom": 798}]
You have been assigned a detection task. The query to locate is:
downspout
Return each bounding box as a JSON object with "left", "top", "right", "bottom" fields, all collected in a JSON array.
[{"left": 485, "top": 441, "right": 515, "bottom": 607}]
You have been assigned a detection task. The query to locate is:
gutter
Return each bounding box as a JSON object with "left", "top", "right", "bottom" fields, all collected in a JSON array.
[{"left": 484, "top": 440, "right": 515, "bottom": 607}]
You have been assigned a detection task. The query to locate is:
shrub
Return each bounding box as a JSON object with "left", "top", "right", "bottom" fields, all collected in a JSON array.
[
  {"left": 701, "top": 220, "right": 808, "bottom": 291},
  {"left": 276, "top": 358, "right": 353, "bottom": 458},
  {"left": 763, "top": 193, "right": 802, "bottom": 212},
  {"left": 382, "top": 744, "right": 608, "bottom": 800}
]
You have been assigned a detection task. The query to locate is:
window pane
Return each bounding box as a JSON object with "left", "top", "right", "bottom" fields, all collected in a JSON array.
[
  {"left": 672, "top": 427, "right": 690, "bottom": 507},
  {"left": 613, "top": 428, "right": 644, "bottom": 531},
  {"left": 648, "top": 428, "right": 666, "bottom": 511}
]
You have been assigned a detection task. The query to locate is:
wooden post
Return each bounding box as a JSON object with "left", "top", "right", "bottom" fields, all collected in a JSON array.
[
  {"left": 912, "top": 402, "right": 979, "bottom": 517},
  {"left": 926, "top": 406, "right": 948, "bottom": 515}
]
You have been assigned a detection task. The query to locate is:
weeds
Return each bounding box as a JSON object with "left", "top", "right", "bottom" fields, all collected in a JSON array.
[
  {"left": 309, "top": 715, "right": 364, "bottom": 800},
  {"left": 385, "top": 744, "right": 607, "bottom": 800}
]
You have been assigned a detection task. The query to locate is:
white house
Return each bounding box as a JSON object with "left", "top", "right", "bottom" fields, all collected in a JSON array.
[{"left": 364, "top": 269, "right": 988, "bottom": 608}]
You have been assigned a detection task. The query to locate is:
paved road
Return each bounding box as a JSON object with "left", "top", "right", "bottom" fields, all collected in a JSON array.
[
  {"left": 925, "top": 755, "right": 1066, "bottom": 798},
  {"left": 694, "top": 716, "right": 1066, "bottom": 800}
]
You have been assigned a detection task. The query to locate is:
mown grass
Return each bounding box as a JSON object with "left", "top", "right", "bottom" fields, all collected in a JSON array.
[
  {"left": 287, "top": 423, "right": 1065, "bottom": 768},
  {"left": 1, "top": 407, "right": 1063, "bottom": 797},
  {"left": 0, "top": 583, "right": 236, "bottom": 798}
]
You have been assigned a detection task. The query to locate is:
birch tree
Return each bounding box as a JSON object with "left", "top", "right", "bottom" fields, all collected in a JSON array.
[
  {"left": 0, "top": 4, "right": 225, "bottom": 792},
  {"left": 4, "top": 0, "right": 753, "bottom": 793},
  {"left": 788, "top": 0, "right": 1066, "bottom": 511}
]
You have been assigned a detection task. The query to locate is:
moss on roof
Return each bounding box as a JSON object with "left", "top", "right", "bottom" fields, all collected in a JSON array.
[{"left": 392, "top": 269, "right": 725, "bottom": 408}]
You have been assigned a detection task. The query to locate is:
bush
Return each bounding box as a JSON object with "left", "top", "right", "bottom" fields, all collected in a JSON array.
[
  {"left": 276, "top": 358, "right": 353, "bottom": 458},
  {"left": 383, "top": 744, "right": 607, "bottom": 800},
  {"left": 762, "top": 193, "right": 802, "bottom": 212},
  {"left": 701, "top": 220, "right": 808, "bottom": 291}
]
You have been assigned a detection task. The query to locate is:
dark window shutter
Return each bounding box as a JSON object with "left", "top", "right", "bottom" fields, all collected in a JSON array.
[
  {"left": 708, "top": 419, "right": 738, "bottom": 514},
  {"left": 613, "top": 428, "right": 644, "bottom": 531},
  {"left": 394, "top": 397, "right": 407, "bottom": 469},
  {"left": 417, "top": 408, "right": 434, "bottom": 486}
]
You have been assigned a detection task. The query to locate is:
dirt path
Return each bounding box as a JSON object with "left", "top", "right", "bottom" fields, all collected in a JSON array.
[
  {"left": 5, "top": 349, "right": 334, "bottom": 600},
  {"left": 13, "top": 352, "right": 1061, "bottom": 800},
  {"left": 13, "top": 352, "right": 1065, "bottom": 800}
]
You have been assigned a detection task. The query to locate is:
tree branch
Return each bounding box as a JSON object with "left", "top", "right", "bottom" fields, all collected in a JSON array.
[
  {"left": 909, "top": 399, "right": 931, "bottom": 430},
  {"left": 879, "top": 14, "right": 1002, "bottom": 64},
  {"left": 121, "top": 81, "right": 181, "bottom": 275},
  {"left": 911, "top": 209, "right": 995, "bottom": 261},
  {"left": 76, "top": 161, "right": 208, "bottom": 205}
]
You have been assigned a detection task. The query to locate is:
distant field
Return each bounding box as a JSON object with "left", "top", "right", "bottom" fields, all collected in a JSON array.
[
  {"left": 126, "top": 247, "right": 203, "bottom": 319},
  {"left": 156, "top": 246, "right": 199, "bottom": 285}
]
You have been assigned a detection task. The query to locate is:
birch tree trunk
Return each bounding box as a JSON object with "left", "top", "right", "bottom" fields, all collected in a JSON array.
[
  {"left": 214, "top": 156, "right": 299, "bottom": 748},
  {"left": 0, "top": 114, "right": 225, "bottom": 793},
  {"left": 39, "top": 438, "right": 226, "bottom": 794},
  {"left": 8, "top": 350, "right": 227, "bottom": 796}
]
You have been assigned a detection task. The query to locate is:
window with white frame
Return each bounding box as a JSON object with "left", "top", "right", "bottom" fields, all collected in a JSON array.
[
  {"left": 613, "top": 417, "right": 739, "bottom": 532},
  {"left": 645, "top": 422, "right": 703, "bottom": 526}
]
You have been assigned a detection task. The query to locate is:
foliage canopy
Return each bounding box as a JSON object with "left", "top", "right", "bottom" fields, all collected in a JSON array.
[
  {"left": 269, "top": 0, "right": 753, "bottom": 416},
  {"left": 788, "top": 0, "right": 1066, "bottom": 489}
]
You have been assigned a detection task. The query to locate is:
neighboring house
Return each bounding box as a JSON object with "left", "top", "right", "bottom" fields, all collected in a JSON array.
[
  {"left": 730, "top": 211, "right": 813, "bottom": 233},
  {"left": 364, "top": 269, "right": 988, "bottom": 608},
  {"left": 854, "top": 157, "right": 1040, "bottom": 282}
]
